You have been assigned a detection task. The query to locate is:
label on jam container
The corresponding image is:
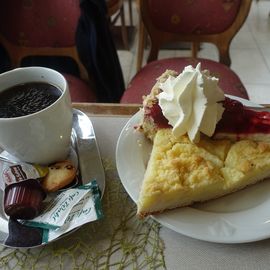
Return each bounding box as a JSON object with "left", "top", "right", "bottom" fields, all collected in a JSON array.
[
  {"left": 22, "top": 180, "right": 103, "bottom": 241},
  {"left": 2, "top": 163, "right": 48, "bottom": 186}
]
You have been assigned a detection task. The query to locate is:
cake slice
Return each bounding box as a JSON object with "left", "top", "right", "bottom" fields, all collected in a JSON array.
[
  {"left": 137, "top": 129, "right": 270, "bottom": 217},
  {"left": 137, "top": 68, "right": 270, "bottom": 218}
]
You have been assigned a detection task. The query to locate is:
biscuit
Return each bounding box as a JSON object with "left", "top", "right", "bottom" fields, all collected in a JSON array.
[{"left": 41, "top": 160, "right": 76, "bottom": 192}]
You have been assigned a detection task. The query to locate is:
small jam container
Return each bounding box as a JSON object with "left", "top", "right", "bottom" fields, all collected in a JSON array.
[{"left": 4, "top": 179, "right": 46, "bottom": 220}]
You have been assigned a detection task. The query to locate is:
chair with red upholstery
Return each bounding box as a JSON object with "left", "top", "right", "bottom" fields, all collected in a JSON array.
[
  {"left": 121, "top": 0, "right": 252, "bottom": 103},
  {"left": 0, "top": 0, "right": 97, "bottom": 102}
]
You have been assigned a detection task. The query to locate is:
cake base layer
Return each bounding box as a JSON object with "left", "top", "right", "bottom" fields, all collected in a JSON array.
[{"left": 137, "top": 129, "right": 270, "bottom": 217}]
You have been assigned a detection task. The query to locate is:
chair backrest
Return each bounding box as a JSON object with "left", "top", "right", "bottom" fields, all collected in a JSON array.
[
  {"left": 0, "top": 0, "right": 88, "bottom": 80},
  {"left": 140, "top": 0, "right": 252, "bottom": 66},
  {"left": 107, "top": 0, "right": 124, "bottom": 16}
]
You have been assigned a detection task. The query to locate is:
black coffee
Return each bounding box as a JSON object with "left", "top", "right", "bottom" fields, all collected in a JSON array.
[{"left": 0, "top": 82, "right": 62, "bottom": 118}]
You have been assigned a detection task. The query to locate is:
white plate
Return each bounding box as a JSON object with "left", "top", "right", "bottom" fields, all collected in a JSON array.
[{"left": 116, "top": 96, "right": 270, "bottom": 244}]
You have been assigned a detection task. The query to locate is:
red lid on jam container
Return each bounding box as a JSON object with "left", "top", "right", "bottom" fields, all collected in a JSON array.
[{"left": 4, "top": 179, "right": 46, "bottom": 220}]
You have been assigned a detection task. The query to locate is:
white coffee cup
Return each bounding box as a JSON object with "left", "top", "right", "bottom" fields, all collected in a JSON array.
[{"left": 0, "top": 67, "right": 73, "bottom": 165}]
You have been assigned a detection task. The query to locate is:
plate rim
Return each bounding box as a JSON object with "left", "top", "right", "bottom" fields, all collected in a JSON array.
[{"left": 116, "top": 95, "right": 270, "bottom": 244}]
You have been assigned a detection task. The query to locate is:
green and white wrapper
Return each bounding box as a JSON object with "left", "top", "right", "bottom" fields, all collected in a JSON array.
[{"left": 22, "top": 180, "right": 103, "bottom": 243}]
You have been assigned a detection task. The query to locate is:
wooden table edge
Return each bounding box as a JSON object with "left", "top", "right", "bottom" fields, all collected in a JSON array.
[
  {"left": 72, "top": 102, "right": 270, "bottom": 116},
  {"left": 72, "top": 103, "right": 142, "bottom": 116}
]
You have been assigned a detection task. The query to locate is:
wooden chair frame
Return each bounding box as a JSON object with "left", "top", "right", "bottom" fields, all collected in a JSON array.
[
  {"left": 107, "top": 0, "right": 129, "bottom": 50},
  {"left": 138, "top": 0, "right": 252, "bottom": 67},
  {"left": 0, "top": 33, "right": 89, "bottom": 81}
]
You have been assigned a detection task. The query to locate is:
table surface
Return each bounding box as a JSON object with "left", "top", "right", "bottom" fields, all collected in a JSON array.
[
  {"left": 74, "top": 102, "right": 270, "bottom": 270},
  {"left": 1, "top": 102, "right": 270, "bottom": 270}
]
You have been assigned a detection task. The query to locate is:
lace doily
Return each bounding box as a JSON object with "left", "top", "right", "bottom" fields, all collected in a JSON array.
[{"left": 0, "top": 159, "right": 166, "bottom": 270}]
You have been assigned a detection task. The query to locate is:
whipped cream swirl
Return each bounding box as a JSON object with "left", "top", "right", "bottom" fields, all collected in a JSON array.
[{"left": 158, "top": 63, "right": 225, "bottom": 142}]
